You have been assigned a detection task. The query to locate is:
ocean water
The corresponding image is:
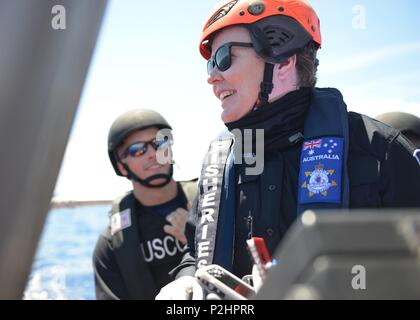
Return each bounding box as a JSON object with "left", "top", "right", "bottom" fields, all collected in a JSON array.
[{"left": 24, "top": 205, "right": 110, "bottom": 300}]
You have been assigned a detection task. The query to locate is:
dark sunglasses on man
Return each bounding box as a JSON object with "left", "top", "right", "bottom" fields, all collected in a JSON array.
[
  {"left": 120, "top": 137, "right": 171, "bottom": 160},
  {"left": 207, "top": 42, "right": 253, "bottom": 75}
]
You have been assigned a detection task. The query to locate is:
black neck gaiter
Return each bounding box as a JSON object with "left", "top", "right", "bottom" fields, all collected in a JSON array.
[{"left": 225, "top": 87, "right": 312, "bottom": 152}]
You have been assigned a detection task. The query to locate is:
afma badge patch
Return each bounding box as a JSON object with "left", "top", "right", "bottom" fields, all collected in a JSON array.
[{"left": 299, "top": 137, "right": 344, "bottom": 204}]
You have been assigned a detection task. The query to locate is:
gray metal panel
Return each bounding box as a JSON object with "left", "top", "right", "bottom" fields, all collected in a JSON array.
[
  {"left": 256, "top": 210, "right": 420, "bottom": 299},
  {"left": 0, "top": 0, "right": 107, "bottom": 299}
]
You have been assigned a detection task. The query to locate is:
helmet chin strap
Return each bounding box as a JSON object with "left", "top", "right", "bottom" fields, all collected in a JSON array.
[
  {"left": 123, "top": 163, "right": 173, "bottom": 188},
  {"left": 256, "top": 62, "right": 275, "bottom": 108}
]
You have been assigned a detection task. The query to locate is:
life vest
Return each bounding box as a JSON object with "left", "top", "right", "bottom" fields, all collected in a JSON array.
[
  {"left": 106, "top": 180, "right": 197, "bottom": 299},
  {"left": 195, "top": 88, "right": 350, "bottom": 271}
]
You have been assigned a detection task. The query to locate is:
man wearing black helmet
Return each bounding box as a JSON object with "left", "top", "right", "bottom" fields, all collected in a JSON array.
[
  {"left": 376, "top": 112, "right": 420, "bottom": 148},
  {"left": 157, "top": 0, "right": 420, "bottom": 299},
  {"left": 93, "top": 109, "right": 197, "bottom": 300}
]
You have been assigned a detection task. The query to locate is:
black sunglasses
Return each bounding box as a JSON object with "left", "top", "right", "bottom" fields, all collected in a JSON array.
[
  {"left": 207, "top": 42, "right": 253, "bottom": 75},
  {"left": 121, "top": 138, "right": 170, "bottom": 159}
]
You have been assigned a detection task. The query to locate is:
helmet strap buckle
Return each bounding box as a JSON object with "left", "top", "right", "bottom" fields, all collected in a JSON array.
[{"left": 257, "top": 63, "right": 275, "bottom": 107}]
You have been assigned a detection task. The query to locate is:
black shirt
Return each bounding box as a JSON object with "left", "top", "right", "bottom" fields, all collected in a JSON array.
[{"left": 136, "top": 196, "right": 187, "bottom": 289}]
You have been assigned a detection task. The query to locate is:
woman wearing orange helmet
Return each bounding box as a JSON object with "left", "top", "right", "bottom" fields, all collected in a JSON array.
[
  {"left": 157, "top": 0, "right": 420, "bottom": 300},
  {"left": 201, "top": 0, "right": 321, "bottom": 112}
]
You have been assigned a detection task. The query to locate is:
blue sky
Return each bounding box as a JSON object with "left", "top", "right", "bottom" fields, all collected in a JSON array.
[{"left": 54, "top": 0, "right": 420, "bottom": 199}]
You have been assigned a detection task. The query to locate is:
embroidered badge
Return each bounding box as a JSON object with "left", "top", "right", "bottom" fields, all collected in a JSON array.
[
  {"left": 110, "top": 208, "right": 132, "bottom": 235},
  {"left": 302, "top": 163, "right": 338, "bottom": 196},
  {"left": 299, "top": 137, "right": 344, "bottom": 204}
]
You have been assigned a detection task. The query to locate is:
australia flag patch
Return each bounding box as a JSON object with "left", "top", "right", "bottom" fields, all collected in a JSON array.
[{"left": 298, "top": 137, "right": 344, "bottom": 204}]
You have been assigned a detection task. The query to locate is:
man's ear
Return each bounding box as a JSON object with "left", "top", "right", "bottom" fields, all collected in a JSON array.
[
  {"left": 274, "top": 54, "right": 297, "bottom": 81},
  {"left": 117, "top": 161, "right": 128, "bottom": 177}
]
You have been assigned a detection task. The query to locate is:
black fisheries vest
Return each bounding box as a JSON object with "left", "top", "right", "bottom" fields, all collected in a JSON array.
[{"left": 195, "top": 88, "right": 351, "bottom": 271}]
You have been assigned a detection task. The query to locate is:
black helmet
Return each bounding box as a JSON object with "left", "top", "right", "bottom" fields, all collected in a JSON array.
[
  {"left": 376, "top": 112, "right": 420, "bottom": 137},
  {"left": 108, "top": 109, "right": 172, "bottom": 177}
]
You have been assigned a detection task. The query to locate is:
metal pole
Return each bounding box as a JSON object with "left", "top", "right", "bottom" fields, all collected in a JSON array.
[{"left": 0, "top": 0, "right": 108, "bottom": 299}]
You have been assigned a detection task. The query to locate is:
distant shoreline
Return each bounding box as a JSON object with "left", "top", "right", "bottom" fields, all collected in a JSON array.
[{"left": 50, "top": 200, "right": 113, "bottom": 209}]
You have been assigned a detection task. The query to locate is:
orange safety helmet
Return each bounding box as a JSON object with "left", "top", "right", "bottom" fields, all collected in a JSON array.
[{"left": 199, "top": 0, "right": 322, "bottom": 63}]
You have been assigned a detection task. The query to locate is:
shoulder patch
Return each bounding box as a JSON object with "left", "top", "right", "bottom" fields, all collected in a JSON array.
[
  {"left": 110, "top": 208, "right": 132, "bottom": 235},
  {"left": 299, "top": 137, "right": 344, "bottom": 204}
]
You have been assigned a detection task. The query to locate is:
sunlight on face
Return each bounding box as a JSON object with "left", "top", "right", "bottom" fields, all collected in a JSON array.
[
  {"left": 207, "top": 26, "right": 265, "bottom": 123},
  {"left": 117, "top": 127, "right": 172, "bottom": 182}
]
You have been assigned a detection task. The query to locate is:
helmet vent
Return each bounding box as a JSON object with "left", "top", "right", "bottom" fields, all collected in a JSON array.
[{"left": 264, "top": 27, "right": 294, "bottom": 48}]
